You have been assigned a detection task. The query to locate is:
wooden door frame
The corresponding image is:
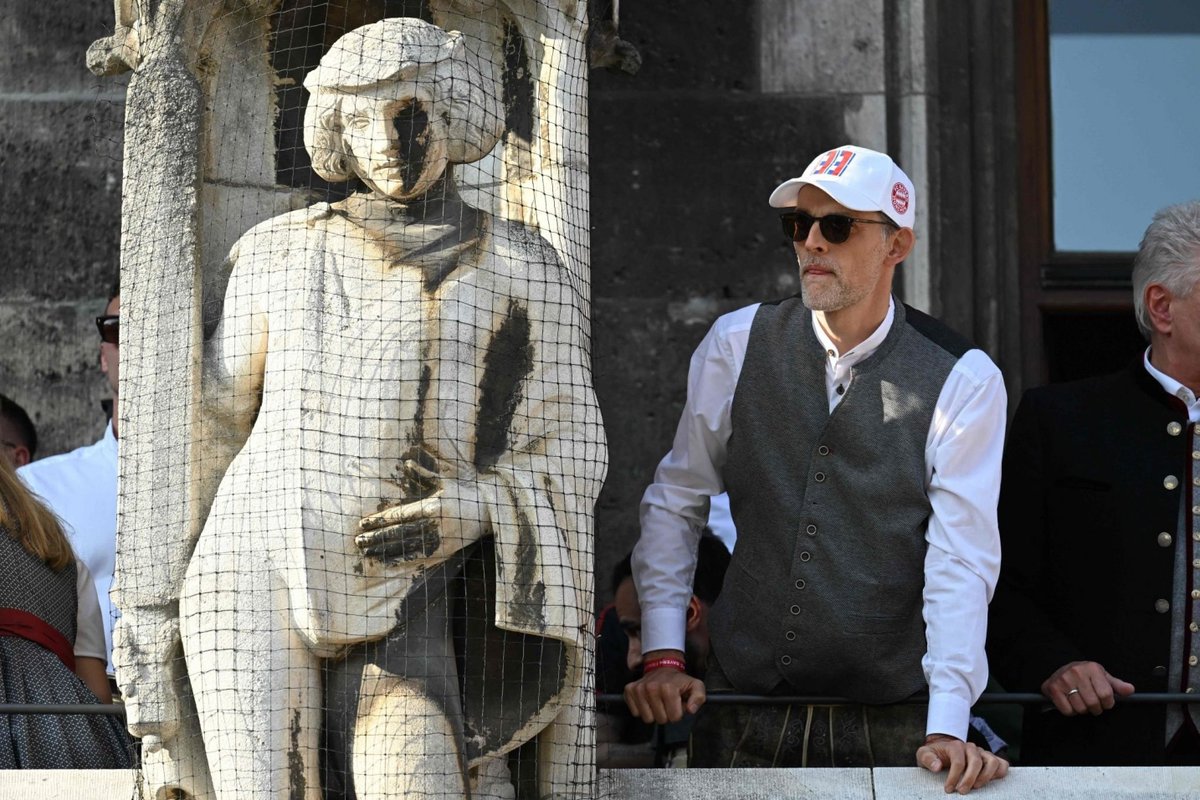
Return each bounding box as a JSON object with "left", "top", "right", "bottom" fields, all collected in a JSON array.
[{"left": 1015, "top": 0, "right": 1135, "bottom": 388}]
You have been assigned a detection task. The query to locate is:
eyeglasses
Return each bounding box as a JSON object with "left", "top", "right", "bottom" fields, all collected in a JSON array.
[
  {"left": 780, "top": 210, "right": 895, "bottom": 244},
  {"left": 95, "top": 315, "right": 119, "bottom": 345}
]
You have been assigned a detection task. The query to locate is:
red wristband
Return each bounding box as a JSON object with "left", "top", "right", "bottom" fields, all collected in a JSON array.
[{"left": 643, "top": 656, "right": 686, "bottom": 673}]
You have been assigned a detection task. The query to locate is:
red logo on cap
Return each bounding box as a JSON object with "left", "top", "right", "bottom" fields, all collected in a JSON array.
[{"left": 891, "top": 182, "right": 910, "bottom": 215}]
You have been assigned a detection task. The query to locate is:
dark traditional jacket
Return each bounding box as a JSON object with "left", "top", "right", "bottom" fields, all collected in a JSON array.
[{"left": 987, "top": 357, "right": 1192, "bottom": 765}]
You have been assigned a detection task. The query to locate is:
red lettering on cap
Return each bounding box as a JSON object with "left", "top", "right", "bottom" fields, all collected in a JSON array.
[{"left": 891, "top": 182, "right": 909, "bottom": 215}]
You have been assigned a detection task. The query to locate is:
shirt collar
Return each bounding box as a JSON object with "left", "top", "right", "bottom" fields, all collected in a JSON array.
[
  {"left": 812, "top": 297, "right": 895, "bottom": 368},
  {"left": 1143, "top": 347, "right": 1199, "bottom": 413},
  {"left": 101, "top": 419, "right": 118, "bottom": 454}
]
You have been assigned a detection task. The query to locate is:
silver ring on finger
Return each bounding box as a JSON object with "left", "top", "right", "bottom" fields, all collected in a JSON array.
[{"left": 1066, "top": 688, "right": 1080, "bottom": 696}]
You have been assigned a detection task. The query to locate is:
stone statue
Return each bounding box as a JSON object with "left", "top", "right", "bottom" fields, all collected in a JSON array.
[{"left": 115, "top": 17, "right": 604, "bottom": 799}]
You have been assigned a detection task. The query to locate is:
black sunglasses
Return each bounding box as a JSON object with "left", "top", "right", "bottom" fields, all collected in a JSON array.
[
  {"left": 780, "top": 210, "right": 895, "bottom": 244},
  {"left": 95, "top": 315, "right": 119, "bottom": 345}
]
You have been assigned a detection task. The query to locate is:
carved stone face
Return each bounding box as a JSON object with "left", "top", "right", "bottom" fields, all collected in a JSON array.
[{"left": 340, "top": 89, "right": 450, "bottom": 201}]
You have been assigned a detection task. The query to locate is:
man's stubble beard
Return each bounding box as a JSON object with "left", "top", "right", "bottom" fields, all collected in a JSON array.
[{"left": 798, "top": 258, "right": 862, "bottom": 312}]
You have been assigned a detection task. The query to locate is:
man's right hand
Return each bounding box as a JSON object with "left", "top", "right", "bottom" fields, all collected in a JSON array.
[
  {"left": 1042, "top": 660, "right": 1135, "bottom": 716},
  {"left": 623, "top": 653, "right": 706, "bottom": 724}
]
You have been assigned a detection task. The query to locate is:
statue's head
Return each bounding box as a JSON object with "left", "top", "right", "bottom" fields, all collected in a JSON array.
[{"left": 303, "top": 18, "right": 504, "bottom": 201}]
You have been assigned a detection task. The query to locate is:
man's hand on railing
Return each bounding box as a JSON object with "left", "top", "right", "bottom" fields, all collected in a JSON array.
[
  {"left": 1042, "top": 660, "right": 1135, "bottom": 716},
  {"left": 623, "top": 649, "right": 706, "bottom": 724},
  {"left": 916, "top": 734, "right": 1009, "bottom": 795}
]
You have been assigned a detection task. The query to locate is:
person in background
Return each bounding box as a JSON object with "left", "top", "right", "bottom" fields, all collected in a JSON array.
[
  {"left": 20, "top": 289, "right": 121, "bottom": 683},
  {"left": 989, "top": 200, "right": 1200, "bottom": 765},
  {"left": 598, "top": 532, "right": 730, "bottom": 767},
  {"left": 0, "top": 455, "right": 132, "bottom": 768},
  {"left": 0, "top": 394, "right": 37, "bottom": 469}
]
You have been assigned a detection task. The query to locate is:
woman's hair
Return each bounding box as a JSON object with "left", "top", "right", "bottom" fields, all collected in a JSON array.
[{"left": 0, "top": 456, "right": 73, "bottom": 570}]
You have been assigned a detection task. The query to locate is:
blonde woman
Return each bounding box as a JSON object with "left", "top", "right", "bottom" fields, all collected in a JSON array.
[{"left": 0, "top": 456, "right": 131, "bottom": 768}]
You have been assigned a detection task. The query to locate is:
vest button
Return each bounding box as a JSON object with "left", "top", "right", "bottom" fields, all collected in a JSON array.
[
  {"left": 1156, "top": 599, "right": 1170, "bottom": 614},
  {"left": 785, "top": 630, "right": 797, "bottom": 641},
  {"left": 1165, "top": 475, "right": 1179, "bottom": 490},
  {"left": 780, "top": 655, "right": 793, "bottom": 666},
  {"left": 1193, "top": 590, "right": 1200, "bottom": 600},
  {"left": 806, "top": 524, "right": 817, "bottom": 536},
  {"left": 817, "top": 445, "right": 830, "bottom": 456},
  {"left": 799, "top": 551, "right": 812, "bottom": 562},
  {"left": 1152, "top": 665, "right": 1167, "bottom": 677},
  {"left": 1191, "top": 656, "right": 1199, "bottom": 667},
  {"left": 1159, "top": 532, "right": 1174, "bottom": 548},
  {"left": 794, "top": 579, "right": 806, "bottom": 589},
  {"left": 1169, "top": 422, "right": 1184, "bottom": 436},
  {"left": 790, "top": 604, "right": 801, "bottom": 615},
  {"left": 814, "top": 472, "right": 826, "bottom": 483}
]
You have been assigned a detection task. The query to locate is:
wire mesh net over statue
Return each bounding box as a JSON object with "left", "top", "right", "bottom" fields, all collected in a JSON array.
[{"left": 94, "top": 3, "right": 603, "bottom": 798}]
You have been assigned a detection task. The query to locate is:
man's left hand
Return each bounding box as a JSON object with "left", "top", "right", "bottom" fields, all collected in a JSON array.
[{"left": 916, "top": 734, "right": 1008, "bottom": 795}]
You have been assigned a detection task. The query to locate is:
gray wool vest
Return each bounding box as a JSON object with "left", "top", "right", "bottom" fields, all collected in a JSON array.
[{"left": 711, "top": 297, "right": 970, "bottom": 703}]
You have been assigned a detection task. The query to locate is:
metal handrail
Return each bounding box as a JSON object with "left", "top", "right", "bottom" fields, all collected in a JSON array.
[
  {"left": 5, "top": 691, "right": 1200, "bottom": 716},
  {"left": 597, "top": 691, "right": 1200, "bottom": 706},
  {"left": 0, "top": 704, "right": 127, "bottom": 715}
]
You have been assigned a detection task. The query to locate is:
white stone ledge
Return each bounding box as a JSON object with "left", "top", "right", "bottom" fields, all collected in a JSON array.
[
  {"left": 2, "top": 767, "right": 1198, "bottom": 798},
  {"left": 601, "top": 767, "right": 1200, "bottom": 799},
  {"left": 0, "top": 770, "right": 138, "bottom": 799}
]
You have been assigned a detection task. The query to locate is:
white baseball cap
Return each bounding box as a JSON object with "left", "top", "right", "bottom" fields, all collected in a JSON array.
[{"left": 768, "top": 145, "right": 915, "bottom": 229}]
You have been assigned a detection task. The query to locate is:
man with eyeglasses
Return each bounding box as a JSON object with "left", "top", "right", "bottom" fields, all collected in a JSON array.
[
  {"left": 20, "top": 290, "right": 121, "bottom": 686},
  {"left": 625, "top": 145, "right": 1008, "bottom": 792}
]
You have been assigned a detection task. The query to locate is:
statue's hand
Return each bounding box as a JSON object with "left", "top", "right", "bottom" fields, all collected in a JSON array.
[
  {"left": 356, "top": 459, "right": 493, "bottom": 564},
  {"left": 112, "top": 610, "right": 181, "bottom": 743}
]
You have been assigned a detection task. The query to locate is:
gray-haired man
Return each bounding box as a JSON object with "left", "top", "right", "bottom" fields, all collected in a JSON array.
[{"left": 989, "top": 200, "right": 1200, "bottom": 765}]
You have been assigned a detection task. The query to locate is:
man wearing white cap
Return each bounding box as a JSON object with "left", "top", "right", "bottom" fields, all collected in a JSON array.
[{"left": 625, "top": 145, "right": 1009, "bottom": 792}]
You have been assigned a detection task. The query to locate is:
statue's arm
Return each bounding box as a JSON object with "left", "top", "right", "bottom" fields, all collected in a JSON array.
[{"left": 195, "top": 246, "right": 270, "bottom": 519}]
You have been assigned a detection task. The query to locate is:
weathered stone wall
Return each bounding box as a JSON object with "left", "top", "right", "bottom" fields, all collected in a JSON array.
[
  {"left": 588, "top": 1, "right": 1019, "bottom": 604},
  {"left": 590, "top": 2, "right": 824, "bottom": 599},
  {"left": 0, "top": 1, "right": 124, "bottom": 458},
  {"left": 589, "top": 2, "right": 873, "bottom": 600}
]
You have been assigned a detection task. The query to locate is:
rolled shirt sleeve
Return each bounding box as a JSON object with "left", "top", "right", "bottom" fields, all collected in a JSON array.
[{"left": 634, "top": 305, "right": 756, "bottom": 654}]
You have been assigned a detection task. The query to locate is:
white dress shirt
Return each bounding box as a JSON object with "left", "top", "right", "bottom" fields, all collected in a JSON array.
[
  {"left": 1144, "top": 348, "right": 1200, "bottom": 423},
  {"left": 20, "top": 421, "right": 118, "bottom": 674},
  {"left": 73, "top": 559, "right": 106, "bottom": 661},
  {"left": 634, "top": 298, "right": 1006, "bottom": 740}
]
